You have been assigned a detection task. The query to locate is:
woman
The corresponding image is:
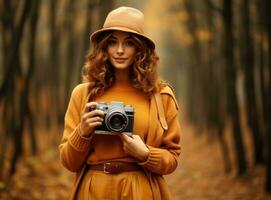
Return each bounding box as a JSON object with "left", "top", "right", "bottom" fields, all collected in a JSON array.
[{"left": 59, "top": 6, "right": 181, "bottom": 200}]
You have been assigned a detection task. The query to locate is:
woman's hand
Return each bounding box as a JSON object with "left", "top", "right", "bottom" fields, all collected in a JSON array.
[
  {"left": 80, "top": 102, "right": 104, "bottom": 137},
  {"left": 117, "top": 133, "right": 150, "bottom": 162}
]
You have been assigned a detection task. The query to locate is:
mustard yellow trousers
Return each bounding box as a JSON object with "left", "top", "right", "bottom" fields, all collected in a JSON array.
[{"left": 77, "top": 170, "right": 153, "bottom": 200}]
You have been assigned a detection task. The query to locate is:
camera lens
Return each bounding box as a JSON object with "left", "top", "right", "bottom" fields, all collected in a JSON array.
[
  {"left": 105, "top": 103, "right": 128, "bottom": 132},
  {"left": 108, "top": 113, "right": 127, "bottom": 132}
]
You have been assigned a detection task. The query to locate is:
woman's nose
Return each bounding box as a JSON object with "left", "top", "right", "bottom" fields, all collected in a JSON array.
[{"left": 117, "top": 43, "right": 124, "bottom": 54}]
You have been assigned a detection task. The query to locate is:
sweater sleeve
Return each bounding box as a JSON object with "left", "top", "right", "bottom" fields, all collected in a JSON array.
[
  {"left": 59, "top": 84, "right": 94, "bottom": 172},
  {"left": 138, "top": 93, "right": 181, "bottom": 175}
]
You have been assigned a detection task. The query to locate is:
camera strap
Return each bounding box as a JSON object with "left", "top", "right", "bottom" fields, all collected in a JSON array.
[{"left": 154, "top": 92, "right": 168, "bottom": 131}]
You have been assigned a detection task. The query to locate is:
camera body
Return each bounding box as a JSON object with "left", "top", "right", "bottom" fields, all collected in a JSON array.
[{"left": 95, "top": 101, "right": 134, "bottom": 136}]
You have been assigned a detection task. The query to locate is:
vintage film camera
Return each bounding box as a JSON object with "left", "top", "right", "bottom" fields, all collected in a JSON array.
[{"left": 94, "top": 101, "right": 134, "bottom": 136}]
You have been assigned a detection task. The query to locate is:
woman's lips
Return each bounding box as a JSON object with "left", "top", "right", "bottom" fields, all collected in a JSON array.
[{"left": 114, "top": 57, "right": 127, "bottom": 63}]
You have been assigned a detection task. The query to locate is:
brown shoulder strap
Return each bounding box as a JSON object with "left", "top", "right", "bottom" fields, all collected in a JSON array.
[
  {"left": 154, "top": 92, "right": 168, "bottom": 130},
  {"left": 70, "top": 164, "right": 89, "bottom": 200}
]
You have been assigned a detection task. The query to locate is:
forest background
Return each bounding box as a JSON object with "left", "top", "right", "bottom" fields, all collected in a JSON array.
[{"left": 0, "top": 0, "right": 271, "bottom": 199}]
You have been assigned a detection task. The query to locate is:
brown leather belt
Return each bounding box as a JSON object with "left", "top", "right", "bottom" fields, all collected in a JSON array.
[{"left": 89, "top": 162, "right": 141, "bottom": 174}]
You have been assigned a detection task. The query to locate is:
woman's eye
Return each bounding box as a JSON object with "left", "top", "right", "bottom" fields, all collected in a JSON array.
[
  {"left": 108, "top": 39, "right": 117, "bottom": 45},
  {"left": 125, "top": 40, "right": 135, "bottom": 46}
]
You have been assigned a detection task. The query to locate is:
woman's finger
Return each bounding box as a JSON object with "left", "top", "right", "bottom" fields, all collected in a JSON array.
[
  {"left": 86, "top": 116, "right": 103, "bottom": 123},
  {"left": 117, "top": 133, "right": 133, "bottom": 142},
  {"left": 82, "top": 109, "right": 104, "bottom": 121},
  {"left": 87, "top": 121, "right": 103, "bottom": 128},
  {"left": 83, "top": 102, "right": 98, "bottom": 113},
  {"left": 131, "top": 135, "right": 141, "bottom": 140}
]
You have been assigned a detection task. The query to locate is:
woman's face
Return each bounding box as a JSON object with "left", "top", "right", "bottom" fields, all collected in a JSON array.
[{"left": 107, "top": 31, "right": 137, "bottom": 70}]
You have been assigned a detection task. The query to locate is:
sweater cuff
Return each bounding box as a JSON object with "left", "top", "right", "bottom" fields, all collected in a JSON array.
[
  {"left": 68, "top": 127, "right": 93, "bottom": 152},
  {"left": 138, "top": 145, "right": 161, "bottom": 168}
]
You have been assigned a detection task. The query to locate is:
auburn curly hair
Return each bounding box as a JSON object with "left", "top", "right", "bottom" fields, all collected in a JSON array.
[{"left": 82, "top": 31, "right": 165, "bottom": 100}]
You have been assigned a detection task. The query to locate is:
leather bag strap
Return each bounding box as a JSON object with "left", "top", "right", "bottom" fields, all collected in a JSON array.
[{"left": 154, "top": 92, "right": 168, "bottom": 130}]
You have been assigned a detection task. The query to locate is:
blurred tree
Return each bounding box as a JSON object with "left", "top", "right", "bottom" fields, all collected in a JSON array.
[
  {"left": 262, "top": 0, "right": 271, "bottom": 192},
  {"left": 256, "top": 0, "right": 268, "bottom": 137},
  {"left": 49, "top": 0, "right": 62, "bottom": 126},
  {"left": 240, "top": 0, "right": 264, "bottom": 164},
  {"left": 25, "top": 0, "right": 41, "bottom": 156},
  {"left": 183, "top": 0, "right": 206, "bottom": 131},
  {"left": 204, "top": 0, "right": 231, "bottom": 173},
  {"left": 222, "top": 0, "right": 247, "bottom": 175}
]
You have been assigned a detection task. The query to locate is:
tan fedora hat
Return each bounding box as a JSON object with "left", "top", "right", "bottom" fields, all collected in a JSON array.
[{"left": 90, "top": 6, "right": 155, "bottom": 49}]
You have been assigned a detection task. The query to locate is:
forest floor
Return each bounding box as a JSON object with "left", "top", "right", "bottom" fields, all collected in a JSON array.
[{"left": 0, "top": 122, "right": 271, "bottom": 200}]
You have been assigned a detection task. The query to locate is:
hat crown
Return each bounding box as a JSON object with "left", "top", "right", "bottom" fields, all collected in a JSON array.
[
  {"left": 90, "top": 6, "right": 155, "bottom": 49},
  {"left": 103, "top": 7, "right": 144, "bottom": 34}
]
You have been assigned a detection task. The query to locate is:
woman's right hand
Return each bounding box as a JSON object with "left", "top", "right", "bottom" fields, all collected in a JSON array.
[{"left": 80, "top": 102, "right": 104, "bottom": 137}]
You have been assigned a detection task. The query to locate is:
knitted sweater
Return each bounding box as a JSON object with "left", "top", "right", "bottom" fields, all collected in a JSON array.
[
  {"left": 59, "top": 82, "right": 181, "bottom": 200},
  {"left": 88, "top": 80, "right": 149, "bottom": 164}
]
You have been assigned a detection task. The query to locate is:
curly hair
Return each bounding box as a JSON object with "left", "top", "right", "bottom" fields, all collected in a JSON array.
[{"left": 82, "top": 31, "right": 165, "bottom": 100}]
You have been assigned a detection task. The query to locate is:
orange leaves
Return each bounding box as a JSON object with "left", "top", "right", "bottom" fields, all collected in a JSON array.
[{"left": 0, "top": 150, "right": 73, "bottom": 200}]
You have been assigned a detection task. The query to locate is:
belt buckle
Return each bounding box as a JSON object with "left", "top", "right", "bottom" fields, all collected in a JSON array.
[{"left": 103, "top": 162, "right": 111, "bottom": 174}]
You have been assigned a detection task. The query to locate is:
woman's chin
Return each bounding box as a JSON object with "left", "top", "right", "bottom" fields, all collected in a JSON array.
[{"left": 113, "top": 63, "right": 130, "bottom": 70}]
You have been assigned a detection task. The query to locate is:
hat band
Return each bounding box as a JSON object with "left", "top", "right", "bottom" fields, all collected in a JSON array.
[{"left": 103, "top": 20, "right": 144, "bottom": 34}]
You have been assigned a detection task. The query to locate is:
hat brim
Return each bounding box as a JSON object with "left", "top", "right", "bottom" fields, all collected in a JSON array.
[{"left": 90, "top": 26, "right": 155, "bottom": 49}]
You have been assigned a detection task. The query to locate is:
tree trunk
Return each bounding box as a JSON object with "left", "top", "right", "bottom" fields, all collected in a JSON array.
[
  {"left": 218, "top": 123, "right": 232, "bottom": 173},
  {"left": 256, "top": 0, "right": 268, "bottom": 152},
  {"left": 240, "top": 0, "right": 264, "bottom": 164},
  {"left": 183, "top": 0, "right": 206, "bottom": 131},
  {"left": 263, "top": 0, "right": 271, "bottom": 192},
  {"left": 26, "top": 0, "right": 41, "bottom": 155},
  {"left": 223, "top": 0, "right": 247, "bottom": 174},
  {"left": 204, "top": 0, "right": 232, "bottom": 173},
  {"left": 49, "top": 0, "right": 62, "bottom": 126}
]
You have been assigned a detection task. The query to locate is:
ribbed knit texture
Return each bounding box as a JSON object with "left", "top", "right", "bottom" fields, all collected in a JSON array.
[
  {"left": 138, "top": 146, "right": 161, "bottom": 167},
  {"left": 68, "top": 127, "right": 93, "bottom": 152}
]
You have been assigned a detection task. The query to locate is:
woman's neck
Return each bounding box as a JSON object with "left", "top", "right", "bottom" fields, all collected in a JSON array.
[{"left": 114, "top": 68, "right": 130, "bottom": 82}]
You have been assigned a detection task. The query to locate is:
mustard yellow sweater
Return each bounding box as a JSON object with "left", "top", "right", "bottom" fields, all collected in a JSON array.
[{"left": 59, "top": 82, "right": 181, "bottom": 200}]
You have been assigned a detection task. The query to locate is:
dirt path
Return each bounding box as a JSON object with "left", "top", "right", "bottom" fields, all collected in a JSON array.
[
  {"left": 1, "top": 123, "right": 271, "bottom": 200},
  {"left": 166, "top": 123, "right": 270, "bottom": 200}
]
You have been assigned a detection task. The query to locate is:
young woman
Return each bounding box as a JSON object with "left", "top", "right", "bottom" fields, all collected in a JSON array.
[{"left": 59, "top": 6, "right": 181, "bottom": 200}]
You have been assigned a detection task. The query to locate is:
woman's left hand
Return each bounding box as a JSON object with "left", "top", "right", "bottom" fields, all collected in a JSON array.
[{"left": 117, "top": 133, "right": 149, "bottom": 162}]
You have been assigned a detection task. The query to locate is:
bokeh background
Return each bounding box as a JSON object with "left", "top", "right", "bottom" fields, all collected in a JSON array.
[{"left": 1, "top": 0, "right": 271, "bottom": 199}]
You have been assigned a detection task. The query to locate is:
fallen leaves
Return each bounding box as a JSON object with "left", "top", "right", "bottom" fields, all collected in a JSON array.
[{"left": 0, "top": 149, "right": 73, "bottom": 200}]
